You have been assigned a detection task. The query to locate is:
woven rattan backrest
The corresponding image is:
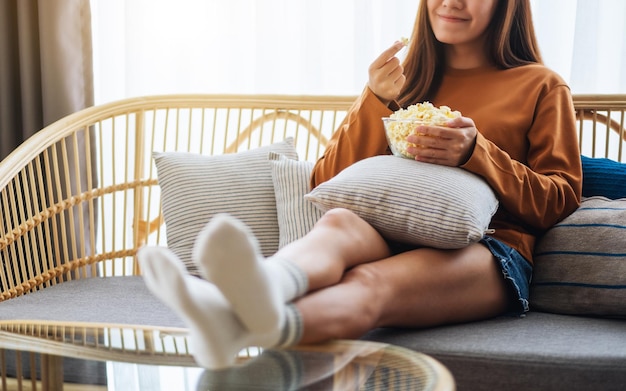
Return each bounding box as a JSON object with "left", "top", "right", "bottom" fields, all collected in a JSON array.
[
  {"left": 1, "top": 94, "right": 625, "bottom": 301},
  {"left": 573, "top": 95, "right": 626, "bottom": 161}
]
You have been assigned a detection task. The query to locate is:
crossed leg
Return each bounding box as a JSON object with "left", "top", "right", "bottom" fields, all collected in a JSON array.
[
  {"left": 294, "top": 241, "right": 511, "bottom": 343},
  {"left": 191, "top": 208, "right": 510, "bottom": 344},
  {"left": 140, "top": 208, "right": 510, "bottom": 367}
]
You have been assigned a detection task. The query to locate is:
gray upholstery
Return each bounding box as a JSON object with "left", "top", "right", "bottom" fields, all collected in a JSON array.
[
  {"left": 0, "top": 277, "right": 184, "bottom": 328},
  {"left": 363, "top": 313, "right": 626, "bottom": 391}
]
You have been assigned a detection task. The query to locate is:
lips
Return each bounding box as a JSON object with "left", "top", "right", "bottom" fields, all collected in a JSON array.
[{"left": 437, "top": 14, "right": 469, "bottom": 22}]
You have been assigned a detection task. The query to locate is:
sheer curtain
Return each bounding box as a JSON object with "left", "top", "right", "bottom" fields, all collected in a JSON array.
[
  {"left": 91, "top": 0, "right": 626, "bottom": 105},
  {"left": 91, "top": 0, "right": 419, "bottom": 102},
  {"left": 531, "top": 0, "right": 626, "bottom": 94}
]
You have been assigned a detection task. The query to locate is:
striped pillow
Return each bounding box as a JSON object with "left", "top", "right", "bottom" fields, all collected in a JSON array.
[
  {"left": 269, "top": 152, "right": 323, "bottom": 248},
  {"left": 304, "top": 155, "right": 498, "bottom": 249},
  {"left": 531, "top": 196, "right": 626, "bottom": 317},
  {"left": 153, "top": 139, "right": 298, "bottom": 275}
]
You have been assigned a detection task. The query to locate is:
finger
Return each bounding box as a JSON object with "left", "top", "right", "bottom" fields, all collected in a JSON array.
[
  {"left": 445, "top": 116, "right": 474, "bottom": 129},
  {"left": 369, "top": 59, "right": 405, "bottom": 100},
  {"left": 411, "top": 148, "right": 455, "bottom": 166},
  {"left": 395, "top": 73, "right": 407, "bottom": 90},
  {"left": 412, "top": 147, "right": 440, "bottom": 162},
  {"left": 370, "top": 41, "right": 406, "bottom": 70},
  {"left": 388, "top": 63, "right": 405, "bottom": 81},
  {"left": 409, "top": 125, "right": 458, "bottom": 141},
  {"left": 406, "top": 127, "right": 443, "bottom": 144}
]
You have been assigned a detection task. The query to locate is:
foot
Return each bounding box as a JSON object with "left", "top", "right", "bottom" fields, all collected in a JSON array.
[
  {"left": 192, "top": 214, "right": 282, "bottom": 333},
  {"left": 138, "top": 246, "right": 277, "bottom": 369}
]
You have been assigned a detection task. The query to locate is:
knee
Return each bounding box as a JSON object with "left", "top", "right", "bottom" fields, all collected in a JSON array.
[
  {"left": 314, "top": 208, "right": 375, "bottom": 241},
  {"left": 309, "top": 208, "right": 390, "bottom": 262},
  {"left": 304, "top": 266, "right": 384, "bottom": 340},
  {"left": 343, "top": 263, "right": 387, "bottom": 298},
  {"left": 339, "top": 265, "right": 387, "bottom": 327},
  {"left": 315, "top": 208, "right": 361, "bottom": 230}
]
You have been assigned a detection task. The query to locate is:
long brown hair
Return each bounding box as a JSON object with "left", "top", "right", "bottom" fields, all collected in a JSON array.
[{"left": 398, "top": 0, "right": 542, "bottom": 107}]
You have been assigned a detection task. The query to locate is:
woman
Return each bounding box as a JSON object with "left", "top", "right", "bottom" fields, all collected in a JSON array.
[{"left": 139, "top": 0, "right": 582, "bottom": 369}]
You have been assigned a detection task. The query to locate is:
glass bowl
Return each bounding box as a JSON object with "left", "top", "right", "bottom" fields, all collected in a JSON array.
[{"left": 382, "top": 117, "right": 428, "bottom": 159}]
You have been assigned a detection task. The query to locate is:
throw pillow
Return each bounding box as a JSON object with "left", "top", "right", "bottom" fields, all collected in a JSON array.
[
  {"left": 304, "top": 155, "right": 499, "bottom": 249},
  {"left": 269, "top": 152, "right": 323, "bottom": 248},
  {"left": 153, "top": 139, "right": 298, "bottom": 275},
  {"left": 581, "top": 155, "right": 626, "bottom": 199},
  {"left": 531, "top": 196, "right": 626, "bottom": 317}
]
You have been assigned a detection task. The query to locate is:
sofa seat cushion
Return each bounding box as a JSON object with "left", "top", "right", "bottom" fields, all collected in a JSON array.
[
  {"left": 0, "top": 277, "right": 185, "bottom": 329},
  {"left": 363, "top": 312, "right": 626, "bottom": 391}
]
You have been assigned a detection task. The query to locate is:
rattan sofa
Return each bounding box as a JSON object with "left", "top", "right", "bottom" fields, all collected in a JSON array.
[{"left": 1, "top": 94, "right": 625, "bottom": 390}]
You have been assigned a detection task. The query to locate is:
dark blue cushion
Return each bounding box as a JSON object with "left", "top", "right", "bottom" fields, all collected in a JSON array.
[{"left": 581, "top": 155, "right": 626, "bottom": 199}]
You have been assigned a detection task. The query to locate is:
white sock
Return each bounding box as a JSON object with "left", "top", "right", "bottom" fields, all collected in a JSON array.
[
  {"left": 137, "top": 246, "right": 279, "bottom": 369},
  {"left": 193, "top": 213, "right": 308, "bottom": 334},
  {"left": 264, "top": 257, "right": 309, "bottom": 302},
  {"left": 276, "top": 303, "right": 304, "bottom": 348}
]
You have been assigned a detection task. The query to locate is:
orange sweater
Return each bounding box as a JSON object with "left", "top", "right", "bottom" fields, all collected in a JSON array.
[{"left": 310, "top": 64, "right": 582, "bottom": 264}]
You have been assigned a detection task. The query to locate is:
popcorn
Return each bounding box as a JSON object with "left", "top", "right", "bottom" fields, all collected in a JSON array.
[
  {"left": 400, "top": 36, "right": 410, "bottom": 46},
  {"left": 390, "top": 102, "right": 460, "bottom": 123},
  {"left": 383, "top": 102, "right": 461, "bottom": 158}
]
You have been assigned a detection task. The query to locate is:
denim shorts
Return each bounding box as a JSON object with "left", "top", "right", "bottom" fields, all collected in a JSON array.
[{"left": 479, "top": 236, "right": 532, "bottom": 316}]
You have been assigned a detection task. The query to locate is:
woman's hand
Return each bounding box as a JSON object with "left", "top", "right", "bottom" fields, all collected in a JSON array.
[
  {"left": 368, "top": 42, "right": 406, "bottom": 106},
  {"left": 405, "top": 117, "right": 478, "bottom": 166}
]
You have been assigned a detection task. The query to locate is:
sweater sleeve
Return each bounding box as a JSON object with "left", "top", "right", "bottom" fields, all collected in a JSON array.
[
  {"left": 462, "top": 86, "right": 582, "bottom": 231},
  {"left": 310, "top": 87, "right": 394, "bottom": 188}
]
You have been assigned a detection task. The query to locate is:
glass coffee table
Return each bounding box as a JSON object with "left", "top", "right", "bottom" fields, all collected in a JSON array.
[{"left": 0, "top": 322, "right": 455, "bottom": 390}]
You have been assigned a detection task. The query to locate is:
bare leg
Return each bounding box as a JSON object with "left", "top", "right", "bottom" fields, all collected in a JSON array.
[
  {"left": 274, "top": 208, "right": 392, "bottom": 291},
  {"left": 193, "top": 209, "right": 391, "bottom": 335},
  {"left": 186, "top": 208, "right": 509, "bottom": 350},
  {"left": 138, "top": 210, "right": 396, "bottom": 367},
  {"left": 296, "top": 243, "right": 511, "bottom": 344}
]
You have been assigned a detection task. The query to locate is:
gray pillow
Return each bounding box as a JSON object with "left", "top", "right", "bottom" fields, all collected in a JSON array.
[
  {"left": 153, "top": 139, "right": 298, "bottom": 275},
  {"left": 531, "top": 196, "right": 626, "bottom": 317},
  {"left": 305, "top": 155, "right": 499, "bottom": 249},
  {"left": 269, "top": 152, "right": 323, "bottom": 248}
]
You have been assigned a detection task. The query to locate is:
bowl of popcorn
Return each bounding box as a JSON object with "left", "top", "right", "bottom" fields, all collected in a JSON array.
[{"left": 382, "top": 102, "right": 461, "bottom": 159}]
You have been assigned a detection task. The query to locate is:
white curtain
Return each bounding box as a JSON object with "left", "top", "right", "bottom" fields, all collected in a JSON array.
[
  {"left": 91, "top": 0, "right": 418, "bottom": 102},
  {"left": 531, "top": 0, "right": 626, "bottom": 94},
  {"left": 91, "top": 0, "right": 626, "bottom": 105}
]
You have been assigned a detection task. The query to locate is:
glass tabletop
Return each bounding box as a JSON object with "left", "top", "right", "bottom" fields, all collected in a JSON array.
[{"left": 0, "top": 322, "right": 455, "bottom": 390}]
